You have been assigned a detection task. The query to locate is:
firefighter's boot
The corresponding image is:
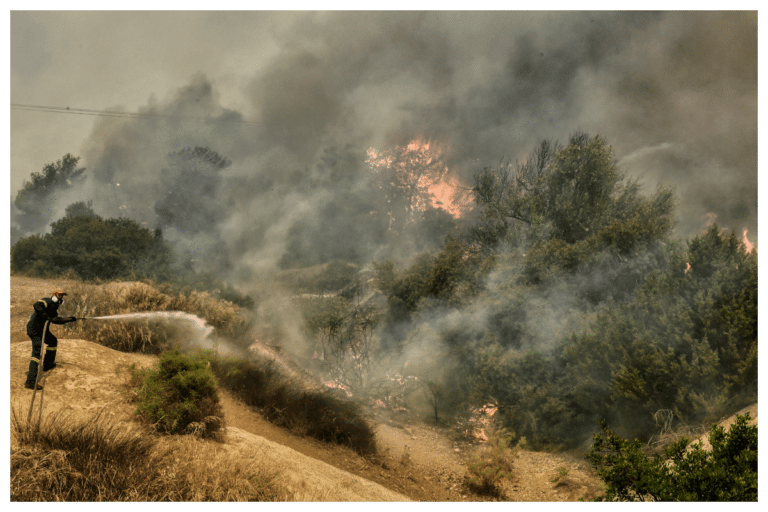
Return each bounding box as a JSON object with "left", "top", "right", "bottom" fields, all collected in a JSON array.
[{"left": 25, "top": 358, "right": 41, "bottom": 389}]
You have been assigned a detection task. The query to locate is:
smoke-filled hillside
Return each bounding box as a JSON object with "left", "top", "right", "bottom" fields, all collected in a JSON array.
[
  {"left": 11, "top": 12, "right": 757, "bottom": 268},
  {"left": 10, "top": 12, "right": 757, "bottom": 448}
]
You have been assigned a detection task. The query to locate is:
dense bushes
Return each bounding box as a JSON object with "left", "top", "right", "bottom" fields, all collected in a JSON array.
[
  {"left": 365, "top": 134, "right": 756, "bottom": 449},
  {"left": 12, "top": 203, "right": 171, "bottom": 281},
  {"left": 447, "top": 225, "right": 757, "bottom": 447},
  {"left": 11, "top": 202, "right": 255, "bottom": 308},
  {"left": 587, "top": 413, "right": 757, "bottom": 501},
  {"left": 203, "top": 350, "right": 378, "bottom": 455},
  {"left": 128, "top": 350, "right": 225, "bottom": 438}
]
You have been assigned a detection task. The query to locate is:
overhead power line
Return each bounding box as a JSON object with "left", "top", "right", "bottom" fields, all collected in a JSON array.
[{"left": 11, "top": 103, "right": 261, "bottom": 125}]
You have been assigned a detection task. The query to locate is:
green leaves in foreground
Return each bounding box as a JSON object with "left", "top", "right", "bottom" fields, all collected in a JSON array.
[
  {"left": 129, "top": 350, "right": 225, "bottom": 438},
  {"left": 587, "top": 413, "right": 757, "bottom": 501}
]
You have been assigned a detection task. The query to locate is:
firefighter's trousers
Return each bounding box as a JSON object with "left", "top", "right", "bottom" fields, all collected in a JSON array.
[{"left": 25, "top": 328, "right": 58, "bottom": 388}]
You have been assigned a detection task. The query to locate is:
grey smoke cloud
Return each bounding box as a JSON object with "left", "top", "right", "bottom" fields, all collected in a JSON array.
[{"left": 10, "top": 11, "right": 758, "bottom": 274}]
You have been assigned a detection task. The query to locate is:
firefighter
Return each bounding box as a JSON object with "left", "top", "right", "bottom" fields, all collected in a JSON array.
[{"left": 24, "top": 289, "right": 78, "bottom": 390}]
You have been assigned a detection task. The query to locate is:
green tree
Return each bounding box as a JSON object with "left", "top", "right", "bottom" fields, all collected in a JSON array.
[
  {"left": 587, "top": 413, "right": 757, "bottom": 501},
  {"left": 13, "top": 154, "right": 86, "bottom": 233},
  {"left": 469, "top": 133, "right": 674, "bottom": 261},
  {"left": 11, "top": 210, "right": 171, "bottom": 281},
  {"left": 367, "top": 141, "right": 449, "bottom": 234},
  {"left": 468, "top": 139, "right": 557, "bottom": 251},
  {"left": 64, "top": 200, "right": 97, "bottom": 218}
]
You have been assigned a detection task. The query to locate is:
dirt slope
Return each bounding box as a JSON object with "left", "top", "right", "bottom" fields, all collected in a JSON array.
[
  {"left": 9, "top": 339, "right": 409, "bottom": 501},
  {"left": 10, "top": 276, "right": 607, "bottom": 501}
]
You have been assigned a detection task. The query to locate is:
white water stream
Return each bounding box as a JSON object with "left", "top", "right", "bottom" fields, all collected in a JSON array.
[
  {"left": 92, "top": 311, "right": 215, "bottom": 338},
  {"left": 95, "top": 311, "right": 253, "bottom": 359}
]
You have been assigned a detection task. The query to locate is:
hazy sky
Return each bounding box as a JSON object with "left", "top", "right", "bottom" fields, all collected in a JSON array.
[
  {"left": 10, "top": 11, "right": 289, "bottom": 189},
  {"left": 8, "top": 9, "right": 760, "bottom": 246}
]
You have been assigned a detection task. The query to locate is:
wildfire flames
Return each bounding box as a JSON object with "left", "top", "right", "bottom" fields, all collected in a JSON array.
[
  {"left": 742, "top": 228, "right": 755, "bottom": 253},
  {"left": 702, "top": 213, "right": 756, "bottom": 254},
  {"left": 367, "top": 137, "right": 472, "bottom": 221}
]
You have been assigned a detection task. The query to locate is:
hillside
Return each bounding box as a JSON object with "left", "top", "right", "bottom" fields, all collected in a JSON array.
[{"left": 7, "top": 276, "right": 642, "bottom": 501}]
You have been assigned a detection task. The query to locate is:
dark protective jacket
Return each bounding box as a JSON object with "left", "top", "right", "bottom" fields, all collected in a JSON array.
[{"left": 26, "top": 297, "right": 75, "bottom": 338}]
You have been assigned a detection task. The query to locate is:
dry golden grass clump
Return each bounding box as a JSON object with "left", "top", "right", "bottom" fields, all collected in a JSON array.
[
  {"left": 11, "top": 408, "right": 288, "bottom": 502},
  {"left": 464, "top": 427, "right": 518, "bottom": 498},
  {"left": 65, "top": 281, "right": 251, "bottom": 353}
]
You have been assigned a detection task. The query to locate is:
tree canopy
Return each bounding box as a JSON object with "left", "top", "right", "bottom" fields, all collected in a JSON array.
[{"left": 13, "top": 153, "right": 86, "bottom": 233}]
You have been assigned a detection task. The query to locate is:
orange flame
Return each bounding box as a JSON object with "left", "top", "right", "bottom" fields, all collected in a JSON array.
[
  {"left": 367, "top": 138, "right": 471, "bottom": 220},
  {"left": 742, "top": 228, "right": 755, "bottom": 253}
]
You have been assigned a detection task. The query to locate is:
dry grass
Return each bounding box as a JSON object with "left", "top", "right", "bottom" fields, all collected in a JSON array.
[
  {"left": 10, "top": 407, "right": 288, "bottom": 501},
  {"left": 464, "top": 427, "right": 518, "bottom": 498},
  {"left": 64, "top": 281, "right": 251, "bottom": 353}
]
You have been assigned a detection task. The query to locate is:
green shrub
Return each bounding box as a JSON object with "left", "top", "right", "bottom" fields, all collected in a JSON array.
[
  {"left": 129, "top": 350, "right": 225, "bottom": 438},
  {"left": 587, "top": 413, "right": 757, "bottom": 501},
  {"left": 203, "top": 350, "right": 378, "bottom": 455}
]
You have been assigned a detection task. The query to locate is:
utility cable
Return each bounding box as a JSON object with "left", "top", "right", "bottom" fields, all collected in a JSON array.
[{"left": 11, "top": 103, "right": 262, "bottom": 125}]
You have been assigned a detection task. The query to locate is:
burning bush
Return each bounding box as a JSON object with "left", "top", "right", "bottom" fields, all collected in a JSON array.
[{"left": 464, "top": 426, "right": 518, "bottom": 499}]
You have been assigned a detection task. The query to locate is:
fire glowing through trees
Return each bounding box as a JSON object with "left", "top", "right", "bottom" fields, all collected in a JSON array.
[
  {"left": 742, "top": 228, "right": 755, "bottom": 253},
  {"left": 366, "top": 138, "right": 472, "bottom": 225},
  {"left": 704, "top": 212, "right": 756, "bottom": 254}
]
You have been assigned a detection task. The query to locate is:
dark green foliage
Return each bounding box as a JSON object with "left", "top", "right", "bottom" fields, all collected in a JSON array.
[
  {"left": 10, "top": 235, "right": 52, "bottom": 276},
  {"left": 587, "top": 413, "right": 757, "bottom": 501},
  {"left": 129, "top": 350, "right": 224, "bottom": 437},
  {"left": 13, "top": 153, "right": 86, "bottom": 233},
  {"left": 487, "top": 225, "right": 756, "bottom": 446},
  {"left": 64, "top": 200, "right": 98, "bottom": 218},
  {"left": 380, "top": 239, "right": 486, "bottom": 331},
  {"left": 377, "top": 135, "right": 754, "bottom": 449},
  {"left": 468, "top": 133, "right": 674, "bottom": 303},
  {"left": 203, "top": 351, "right": 378, "bottom": 455},
  {"left": 12, "top": 209, "right": 171, "bottom": 281}
]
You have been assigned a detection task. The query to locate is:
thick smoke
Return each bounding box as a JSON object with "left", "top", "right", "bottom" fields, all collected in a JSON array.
[
  {"left": 11, "top": 11, "right": 755, "bottom": 436},
  {"left": 31, "top": 12, "right": 750, "bottom": 273}
]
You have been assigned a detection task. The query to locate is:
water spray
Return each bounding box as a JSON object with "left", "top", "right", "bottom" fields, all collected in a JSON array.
[
  {"left": 80, "top": 311, "right": 251, "bottom": 359},
  {"left": 78, "top": 311, "right": 215, "bottom": 337}
]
